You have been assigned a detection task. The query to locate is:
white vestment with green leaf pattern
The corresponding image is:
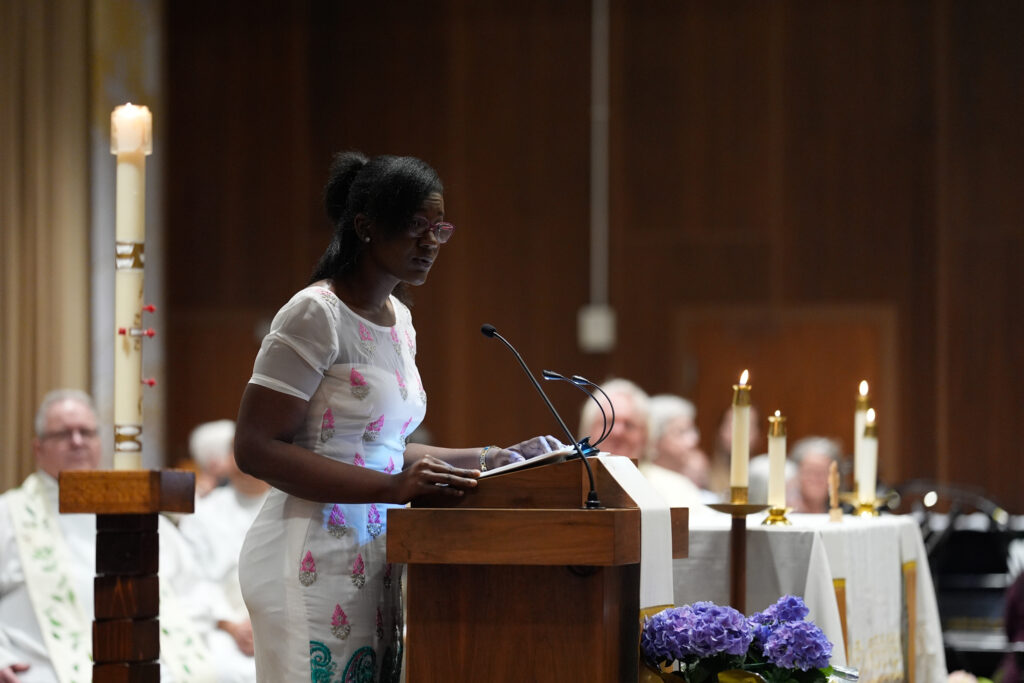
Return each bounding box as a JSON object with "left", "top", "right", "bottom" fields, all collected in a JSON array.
[{"left": 0, "top": 472, "right": 215, "bottom": 682}]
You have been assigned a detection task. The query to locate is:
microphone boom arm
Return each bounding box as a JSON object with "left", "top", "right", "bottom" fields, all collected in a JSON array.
[{"left": 481, "top": 325, "right": 602, "bottom": 509}]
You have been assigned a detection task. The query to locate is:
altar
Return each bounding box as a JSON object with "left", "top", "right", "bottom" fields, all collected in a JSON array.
[{"left": 675, "top": 511, "right": 947, "bottom": 683}]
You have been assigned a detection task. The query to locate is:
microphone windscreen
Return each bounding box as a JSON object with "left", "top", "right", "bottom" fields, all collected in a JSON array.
[{"left": 480, "top": 323, "right": 497, "bottom": 338}]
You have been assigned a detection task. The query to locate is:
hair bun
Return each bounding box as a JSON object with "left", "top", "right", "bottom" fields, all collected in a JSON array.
[{"left": 324, "top": 151, "right": 369, "bottom": 225}]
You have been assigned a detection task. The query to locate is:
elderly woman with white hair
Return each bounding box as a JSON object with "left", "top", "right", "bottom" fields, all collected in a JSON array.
[
  {"left": 579, "top": 380, "right": 703, "bottom": 508},
  {"left": 648, "top": 394, "right": 717, "bottom": 503},
  {"left": 648, "top": 395, "right": 699, "bottom": 471},
  {"left": 189, "top": 419, "right": 236, "bottom": 497},
  {"left": 789, "top": 436, "right": 842, "bottom": 513}
]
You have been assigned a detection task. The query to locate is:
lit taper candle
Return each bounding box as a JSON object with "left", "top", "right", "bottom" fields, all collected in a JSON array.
[
  {"left": 853, "top": 380, "right": 869, "bottom": 494},
  {"left": 730, "top": 370, "right": 752, "bottom": 499},
  {"left": 767, "top": 410, "right": 787, "bottom": 510},
  {"left": 857, "top": 408, "right": 878, "bottom": 506},
  {"left": 111, "top": 103, "right": 153, "bottom": 470}
]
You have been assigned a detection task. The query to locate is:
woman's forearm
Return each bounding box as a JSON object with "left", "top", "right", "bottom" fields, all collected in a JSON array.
[
  {"left": 236, "top": 434, "right": 399, "bottom": 504},
  {"left": 404, "top": 442, "right": 484, "bottom": 470}
]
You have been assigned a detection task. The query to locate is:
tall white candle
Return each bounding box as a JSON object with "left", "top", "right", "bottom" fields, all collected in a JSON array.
[
  {"left": 857, "top": 408, "right": 878, "bottom": 506},
  {"left": 767, "top": 411, "right": 787, "bottom": 510},
  {"left": 730, "top": 370, "right": 752, "bottom": 498},
  {"left": 111, "top": 103, "right": 153, "bottom": 470},
  {"left": 112, "top": 104, "right": 152, "bottom": 242},
  {"left": 853, "top": 380, "right": 869, "bottom": 494}
]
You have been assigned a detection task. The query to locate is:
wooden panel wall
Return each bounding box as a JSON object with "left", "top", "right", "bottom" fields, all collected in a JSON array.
[{"left": 164, "top": 1, "right": 1024, "bottom": 511}]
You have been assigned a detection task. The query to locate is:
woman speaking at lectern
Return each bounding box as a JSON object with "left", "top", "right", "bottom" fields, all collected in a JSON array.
[{"left": 234, "top": 152, "right": 558, "bottom": 682}]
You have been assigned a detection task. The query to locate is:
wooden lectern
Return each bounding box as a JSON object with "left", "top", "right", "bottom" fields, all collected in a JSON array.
[
  {"left": 59, "top": 470, "right": 194, "bottom": 683},
  {"left": 387, "top": 457, "right": 687, "bottom": 683}
]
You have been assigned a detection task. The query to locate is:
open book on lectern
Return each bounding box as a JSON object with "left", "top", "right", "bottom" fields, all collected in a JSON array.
[{"left": 478, "top": 446, "right": 577, "bottom": 478}]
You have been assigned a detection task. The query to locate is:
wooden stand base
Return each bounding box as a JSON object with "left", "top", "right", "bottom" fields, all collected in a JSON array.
[{"left": 60, "top": 470, "right": 194, "bottom": 682}]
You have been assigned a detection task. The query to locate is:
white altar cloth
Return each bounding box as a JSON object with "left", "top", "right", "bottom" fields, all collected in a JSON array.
[{"left": 673, "top": 512, "right": 946, "bottom": 683}]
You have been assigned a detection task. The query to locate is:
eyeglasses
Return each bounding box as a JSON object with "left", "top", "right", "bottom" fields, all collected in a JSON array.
[
  {"left": 407, "top": 216, "right": 455, "bottom": 244},
  {"left": 41, "top": 427, "right": 99, "bottom": 442}
]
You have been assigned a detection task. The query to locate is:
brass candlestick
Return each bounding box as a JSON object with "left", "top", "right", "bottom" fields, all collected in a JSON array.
[
  {"left": 839, "top": 489, "right": 885, "bottom": 517},
  {"left": 762, "top": 507, "right": 792, "bottom": 526},
  {"left": 708, "top": 487, "right": 768, "bottom": 613}
]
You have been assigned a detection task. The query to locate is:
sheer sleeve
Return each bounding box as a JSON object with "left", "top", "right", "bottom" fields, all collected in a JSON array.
[{"left": 249, "top": 289, "right": 339, "bottom": 400}]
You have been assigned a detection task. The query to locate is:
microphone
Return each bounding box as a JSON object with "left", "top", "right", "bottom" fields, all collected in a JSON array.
[
  {"left": 568, "top": 374, "right": 616, "bottom": 449},
  {"left": 480, "top": 324, "right": 602, "bottom": 509},
  {"left": 541, "top": 370, "right": 607, "bottom": 454}
]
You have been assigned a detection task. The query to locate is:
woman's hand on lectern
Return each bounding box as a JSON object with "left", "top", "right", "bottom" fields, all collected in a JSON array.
[{"left": 505, "top": 435, "right": 565, "bottom": 460}]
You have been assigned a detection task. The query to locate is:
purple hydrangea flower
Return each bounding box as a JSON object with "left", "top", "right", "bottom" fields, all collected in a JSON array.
[
  {"left": 641, "top": 607, "right": 694, "bottom": 662},
  {"left": 762, "top": 620, "right": 833, "bottom": 671},
  {"left": 765, "top": 595, "right": 810, "bottom": 623},
  {"left": 687, "top": 602, "right": 753, "bottom": 656},
  {"left": 641, "top": 602, "right": 754, "bottom": 663},
  {"left": 748, "top": 595, "right": 812, "bottom": 650}
]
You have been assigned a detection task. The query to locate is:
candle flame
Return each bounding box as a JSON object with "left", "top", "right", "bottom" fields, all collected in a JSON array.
[
  {"left": 866, "top": 408, "right": 876, "bottom": 424},
  {"left": 739, "top": 369, "right": 749, "bottom": 385},
  {"left": 774, "top": 409, "right": 781, "bottom": 418},
  {"left": 859, "top": 380, "right": 869, "bottom": 396}
]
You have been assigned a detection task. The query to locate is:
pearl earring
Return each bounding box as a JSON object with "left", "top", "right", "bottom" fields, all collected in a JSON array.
[{"left": 363, "top": 236, "right": 370, "bottom": 243}]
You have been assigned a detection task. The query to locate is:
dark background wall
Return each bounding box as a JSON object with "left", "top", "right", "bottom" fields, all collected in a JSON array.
[{"left": 163, "top": 1, "right": 1024, "bottom": 511}]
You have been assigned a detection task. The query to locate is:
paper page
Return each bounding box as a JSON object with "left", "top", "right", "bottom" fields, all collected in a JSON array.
[{"left": 479, "top": 446, "right": 575, "bottom": 478}]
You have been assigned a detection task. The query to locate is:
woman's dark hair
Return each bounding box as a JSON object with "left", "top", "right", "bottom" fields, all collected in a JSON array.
[{"left": 309, "top": 152, "right": 443, "bottom": 285}]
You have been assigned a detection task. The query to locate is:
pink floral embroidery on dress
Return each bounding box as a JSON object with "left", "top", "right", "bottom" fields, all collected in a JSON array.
[
  {"left": 327, "top": 504, "right": 348, "bottom": 538},
  {"left": 349, "top": 368, "right": 370, "bottom": 400},
  {"left": 358, "top": 322, "right": 376, "bottom": 356},
  {"left": 320, "top": 408, "right": 335, "bottom": 442},
  {"left": 353, "top": 453, "right": 365, "bottom": 467},
  {"left": 367, "top": 504, "right": 383, "bottom": 538},
  {"left": 299, "top": 551, "right": 317, "bottom": 586},
  {"left": 395, "top": 370, "right": 408, "bottom": 401},
  {"left": 331, "top": 604, "right": 351, "bottom": 640},
  {"left": 399, "top": 416, "right": 413, "bottom": 448},
  {"left": 389, "top": 327, "right": 402, "bottom": 355},
  {"left": 384, "top": 457, "right": 395, "bottom": 475},
  {"left": 417, "top": 378, "right": 427, "bottom": 405},
  {"left": 351, "top": 553, "right": 366, "bottom": 589},
  {"left": 362, "top": 415, "right": 384, "bottom": 442},
  {"left": 376, "top": 607, "right": 385, "bottom": 640},
  {"left": 405, "top": 328, "right": 415, "bottom": 356}
]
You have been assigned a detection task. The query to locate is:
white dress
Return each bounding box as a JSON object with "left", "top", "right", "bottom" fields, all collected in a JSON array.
[
  {"left": 178, "top": 485, "right": 269, "bottom": 682},
  {"left": 239, "top": 286, "right": 424, "bottom": 683}
]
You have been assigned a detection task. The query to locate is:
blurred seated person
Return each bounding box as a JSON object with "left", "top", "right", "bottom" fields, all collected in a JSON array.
[
  {"left": 648, "top": 394, "right": 699, "bottom": 473},
  {"left": 748, "top": 451, "right": 796, "bottom": 506},
  {"left": 0, "top": 389, "right": 217, "bottom": 682},
  {"left": 649, "top": 394, "right": 718, "bottom": 503},
  {"left": 680, "top": 448, "right": 717, "bottom": 502},
  {"left": 788, "top": 436, "right": 841, "bottom": 513},
  {"left": 189, "top": 418, "right": 236, "bottom": 497},
  {"left": 580, "top": 379, "right": 701, "bottom": 507},
  {"left": 178, "top": 419, "right": 271, "bottom": 682}
]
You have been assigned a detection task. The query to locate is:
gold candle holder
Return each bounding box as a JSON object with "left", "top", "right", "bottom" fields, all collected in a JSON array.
[
  {"left": 729, "top": 486, "right": 749, "bottom": 505},
  {"left": 838, "top": 490, "right": 885, "bottom": 517},
  {"left": 853, "top": 499, "right": 882, "bottom": 517},
  {"left": 761, "top": 507, "right": 792, "bottom": 526}
]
